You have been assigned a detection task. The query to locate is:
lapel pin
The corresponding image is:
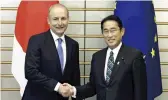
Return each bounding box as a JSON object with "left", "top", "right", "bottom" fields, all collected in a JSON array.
[{"left": 117, "top": 61, "right": 120, "bottom": 65}]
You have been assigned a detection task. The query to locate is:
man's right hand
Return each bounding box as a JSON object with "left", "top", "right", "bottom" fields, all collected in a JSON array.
[
  {"left": 62, "top": 83, "right": 76, "bottom": 98},
  {"left": 58, "top": 84, "right": 72, "bottom": 97}
]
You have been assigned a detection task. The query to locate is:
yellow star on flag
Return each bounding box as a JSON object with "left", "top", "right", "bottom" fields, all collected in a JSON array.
[
  {"left": 154, "top": 34, "right": 157, "bottom": 43},
  {"left": 151, "top": 48, "right": 155, "bottom": 58},
  {"left": 154, "top": 16, "right": 156, "bottom": 23}
]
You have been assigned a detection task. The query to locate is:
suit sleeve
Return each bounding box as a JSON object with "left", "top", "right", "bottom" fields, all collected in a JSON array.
[
  {"left": 71, "top": 42, "right": 81, "bottom": 100},
  {"left": 25, "top": 36, "right": 58, "bottom": 92},
  {"left": 75, "top": 54, "right": 96, "bottom": 99},
  {"left": 132, "top": 52, "right": 147, "bottom": 100}
]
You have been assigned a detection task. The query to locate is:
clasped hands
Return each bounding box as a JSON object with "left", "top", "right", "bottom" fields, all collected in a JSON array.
[{"left": 58, "top": 83, "right": 74, "bottom": 97}]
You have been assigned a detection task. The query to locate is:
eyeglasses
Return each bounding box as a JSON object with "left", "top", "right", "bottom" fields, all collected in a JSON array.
[{"left": 103, "top": 29, "right": 120, "bottom": 35}]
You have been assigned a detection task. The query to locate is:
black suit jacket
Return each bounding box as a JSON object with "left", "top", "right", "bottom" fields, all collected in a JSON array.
[
  {"left": 22, "top": 30, "right": 80, "bottom": 100},
  {"left": 76, "top": 44, "right": 147, "bottom": 100}
]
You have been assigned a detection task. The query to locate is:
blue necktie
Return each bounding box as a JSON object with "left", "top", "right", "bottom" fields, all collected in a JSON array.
[
  {"left": 106, "top": 51, "right": 114, "bottom": 84},
  {"left": 57, "top": 38, "right": 64, "bottom": 72}
]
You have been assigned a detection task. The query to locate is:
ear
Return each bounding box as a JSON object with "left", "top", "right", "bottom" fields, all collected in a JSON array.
[
  {"left": 67, "top": 16, "right": 70, "bottom": 22},
  {"left": 121, "top": 28, "right": 125, "bottom": 36}
]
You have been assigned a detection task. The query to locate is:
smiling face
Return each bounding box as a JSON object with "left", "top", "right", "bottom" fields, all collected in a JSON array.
[
  {"left": 102, "top": 20, "right": 125, "bottom": 49},
  {"left": 47, "top": 4, "right": 69, "bottom": 37}
]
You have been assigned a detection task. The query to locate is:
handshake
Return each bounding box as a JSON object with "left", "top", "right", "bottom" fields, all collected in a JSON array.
[{"left": 58, "top": 83, "right": 75, "bottom": 97}]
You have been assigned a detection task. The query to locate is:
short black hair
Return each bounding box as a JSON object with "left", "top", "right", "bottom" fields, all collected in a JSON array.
[{"left": 101, "top": 15, "right": 123, "bottom": 32}]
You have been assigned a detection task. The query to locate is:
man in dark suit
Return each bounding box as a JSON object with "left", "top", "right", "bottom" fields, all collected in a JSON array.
[
  {"left": 64, "top": 15, "right": 147, "bottom": 100},
  {"left": 22, "top": 4, "right": 80, "bottom": 100}
]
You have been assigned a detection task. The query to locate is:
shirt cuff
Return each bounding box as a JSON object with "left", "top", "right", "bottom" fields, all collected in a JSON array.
[
  {"left": 72, "top": 86, "right": 77, "bottom": 98},
  {"left": 54, "top": 82, "right": 61, "bottom": 92}
]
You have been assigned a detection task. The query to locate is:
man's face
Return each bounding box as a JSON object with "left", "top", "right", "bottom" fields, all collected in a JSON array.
[
  {"left": 48, "top": 7, "right": 69, "bottom": 36},
  {"left": 103, "top": 20, "right": 125, "bottom": 49}
]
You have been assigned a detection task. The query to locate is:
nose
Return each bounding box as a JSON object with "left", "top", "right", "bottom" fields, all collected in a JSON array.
[
  {"left": 108, "top": 32, "right": 113, "bottom": 37},
  {"left": 58, "top": 19, "right": 62, "bottom": 25}
]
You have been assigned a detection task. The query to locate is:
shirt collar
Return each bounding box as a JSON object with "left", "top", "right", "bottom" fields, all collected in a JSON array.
[
  {"left": 108, "top": 42, "right": 122, "bottom": 54},
  {"left": 50, "top": 29, "right": 65, "bottom": 43}
]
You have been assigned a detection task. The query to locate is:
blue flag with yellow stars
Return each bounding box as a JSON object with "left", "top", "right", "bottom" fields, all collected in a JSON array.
[{"left": 114, "top": 1, "right": 162, "bottom": 100}]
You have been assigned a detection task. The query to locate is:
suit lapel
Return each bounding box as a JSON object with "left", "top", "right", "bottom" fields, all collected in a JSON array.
[
  {"left": 62, "top": 35, "right": 72, "bottom": 74},
  {"left": 108, "top": 44, "right": 125, "bottom": 85},
  {"left": 45, "top": 30, "right": 62, "bottom": 75},
  {"left": 99, "top": 48, "right": 108, "bottom": 85}
]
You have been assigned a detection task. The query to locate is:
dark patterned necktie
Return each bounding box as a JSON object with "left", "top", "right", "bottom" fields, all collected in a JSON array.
[{"left": 106, "top": 51, "right": 114, "bottom": 84}]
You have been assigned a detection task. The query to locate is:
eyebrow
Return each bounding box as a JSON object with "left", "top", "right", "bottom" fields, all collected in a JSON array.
[
  {"left": 103, "top": 28, "right": 117, "bottom": 30},
  {"left": 110, "top": 28, "right": 117, "bottom": 30}
]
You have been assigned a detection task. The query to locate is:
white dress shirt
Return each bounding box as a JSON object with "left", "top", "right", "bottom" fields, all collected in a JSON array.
[
  {"left": 104, "top": 42, "right": 122, "bottom": 79},
  {"left": 72, "top": 42, "right": 122, "bottom": 98},
  {"left": 50, "top": 29, "right": 67, "bottom": 92}
]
